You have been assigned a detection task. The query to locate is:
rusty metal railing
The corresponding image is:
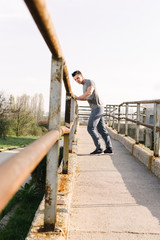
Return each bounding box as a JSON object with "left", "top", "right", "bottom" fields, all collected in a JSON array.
[
  {"left": 0, "top": 0, "right": 78, "bottom": 231},
  {"left": 106, "top": 100, "right": 160, "bottom": 157}
]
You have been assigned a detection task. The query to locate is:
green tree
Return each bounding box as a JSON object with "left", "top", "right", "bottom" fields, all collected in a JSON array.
[{"left": 0, "top": 92, "right": 10, "bottom": 138}]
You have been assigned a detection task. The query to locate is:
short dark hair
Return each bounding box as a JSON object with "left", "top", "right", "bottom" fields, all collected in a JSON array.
[{"left": 72, "top": 70, "right": 82, "bottom": 77}]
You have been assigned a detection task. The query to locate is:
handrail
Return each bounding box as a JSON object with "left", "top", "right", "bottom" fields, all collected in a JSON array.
[
  {"left": 0, "top": 0, "right": 78, "bottom": 231},
  {"left": 0, "top": 126, "right": 71, "bottom": 212},
  {"left": 78, "top": 100, "right": 160, "bottom": 157},
  {"left": 106, "top": 99, "right": 160, "bottom": 157},
  {"left": 120, "top": 99, "right": 160, "bottom": 106},
  {"left": 24, "top": 0, "right": 74, "bottom": 97}
]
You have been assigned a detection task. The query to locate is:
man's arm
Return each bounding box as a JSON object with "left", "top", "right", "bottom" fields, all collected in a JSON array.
[{"left": 75, "top": 86, "right": 94, "bottom": 101}]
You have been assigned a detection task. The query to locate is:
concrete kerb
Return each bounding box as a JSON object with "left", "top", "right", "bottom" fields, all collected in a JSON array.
[
  {"left": 106, "top": 125, "right": 160, "bottom": 181},
  {"left": 26, "top": 152, "right": 77, "bottom": 240}
]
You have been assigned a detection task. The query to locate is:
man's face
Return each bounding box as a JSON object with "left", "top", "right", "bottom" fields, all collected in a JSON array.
[{"left": 73, "top": 74, "right": 84, "bottom": 84}]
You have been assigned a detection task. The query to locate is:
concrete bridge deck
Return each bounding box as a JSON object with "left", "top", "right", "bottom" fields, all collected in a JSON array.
[{"left": 68, "top": 126, "right": 160, "bottom": 240}]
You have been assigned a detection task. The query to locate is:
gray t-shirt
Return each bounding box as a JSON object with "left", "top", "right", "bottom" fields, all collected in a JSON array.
[{"left": 83, "top": 79, "right": 103, "bottom": 109}]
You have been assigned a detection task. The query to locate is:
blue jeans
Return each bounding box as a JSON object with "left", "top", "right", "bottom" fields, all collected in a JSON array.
[{"left": 87, "top": 107, "right": 112, "bottom": 150}]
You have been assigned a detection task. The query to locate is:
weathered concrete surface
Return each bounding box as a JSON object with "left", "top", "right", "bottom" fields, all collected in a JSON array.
[
  {"left": 106, "top": 126, "right": 160, "bottom": 181},
  {"left": 26, "top": 153, "right": 77, "bottom": 240},
  {"left": 68, "top": 126, "right": 160, "bottom": 240}
]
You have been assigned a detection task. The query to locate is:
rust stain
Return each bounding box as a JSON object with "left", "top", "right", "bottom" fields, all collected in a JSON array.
[
  {"left": 48, "top": 105, "right": 61, "bottom": 121},
  {"left": 132, "top": 144, "right": 134, "bottom": 155},
  {"left": 58, "top": 175, "right": 68, "bottom": 193},
  {"left": 45, "top": 181, "right": 52, "bottom": 205},
  {"left": 149, "top": 155, "right": 153, "bottom": 171}
]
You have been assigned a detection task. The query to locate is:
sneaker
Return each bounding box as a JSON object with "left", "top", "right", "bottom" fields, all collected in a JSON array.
[
  {"left": 104, "top": 148, "right": 114, "bottom": 155},
  {"left": 90, "top": 148, "right": 103, "bottom": 155}
]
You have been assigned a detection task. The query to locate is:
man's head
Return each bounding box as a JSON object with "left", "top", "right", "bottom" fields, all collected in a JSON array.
[{"left": 72, "top": 70, "right": 85, "bottom": 84}]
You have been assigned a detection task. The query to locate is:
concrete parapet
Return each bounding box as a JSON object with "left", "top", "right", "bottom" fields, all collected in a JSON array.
[
  {"left": 133, "top": 144, "right": 152, "bottom": 168},
  {"left": 106, "top": 125, "right": 160, "bottom": 180},
  {"left": 26, "top": 153, "right": 77, "bottom": 240},
  {"left": 152, "top": 158, "right": 160, "bottom": 179},
  {"left": 117, "top": 135, "right": 135, "bottom": 154},
  {"left": 107, "top": 126, "right": 135, "bottom": 154}
]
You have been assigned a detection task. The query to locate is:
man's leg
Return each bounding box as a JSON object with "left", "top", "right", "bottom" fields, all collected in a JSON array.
[
  {"left": 97, "top": 116, "right": 112, "bottom": 149},
  {"left": 87, "top": 107, "right": 102, "bottom": 150}
]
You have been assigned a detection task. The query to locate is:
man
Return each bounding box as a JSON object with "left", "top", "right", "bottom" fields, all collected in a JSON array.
[{"left": 72, "top": 70, "right": 113, "bottom": 155}]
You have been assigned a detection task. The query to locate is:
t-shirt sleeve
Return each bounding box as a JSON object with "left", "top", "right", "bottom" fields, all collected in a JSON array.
[{"left": 87, "top": 80, "right": 94, "bottom": 89}]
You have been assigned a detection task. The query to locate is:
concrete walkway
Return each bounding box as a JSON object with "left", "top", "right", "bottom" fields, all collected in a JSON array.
[{"left": 68, "top": 126, "right": 160, "bottom": 240}]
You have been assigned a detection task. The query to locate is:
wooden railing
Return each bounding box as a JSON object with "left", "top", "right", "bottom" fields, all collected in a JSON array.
[{"left": 0, "top": 0, "right": 78, "bottom": 231}]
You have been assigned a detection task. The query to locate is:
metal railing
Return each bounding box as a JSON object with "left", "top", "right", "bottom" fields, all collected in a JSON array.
[
  {"left": 106, "top": 100, "right": 160, "bottom": 157},
  {"left": 0, "top": 0, "right": 78, "bottom": 231}
]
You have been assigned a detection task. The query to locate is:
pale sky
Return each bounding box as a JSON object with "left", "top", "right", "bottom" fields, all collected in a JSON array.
[{"left": 0, "top": 0, "right": 160, "bottom": 112}]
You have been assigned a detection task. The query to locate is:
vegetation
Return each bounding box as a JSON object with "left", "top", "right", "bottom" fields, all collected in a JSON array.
[
  {"left": 0, "top": 91, "right": 48, "bottom": 138},
  {"left": 0, "top": 91, "right": 65, "bottom": 239},
  {"left": 0, "top": 135, "right": 39, "bottom": 149},
  {"left": 0, "top": 149, "right": 63, "bottom": 240},
  {"left": 0, "top": 180, "right": 44, "bottom": 240}
]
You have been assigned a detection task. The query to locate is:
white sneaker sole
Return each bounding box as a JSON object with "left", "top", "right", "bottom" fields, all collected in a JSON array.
[{"left": 103, "top": 152, "right": 114, "bottom": 155}]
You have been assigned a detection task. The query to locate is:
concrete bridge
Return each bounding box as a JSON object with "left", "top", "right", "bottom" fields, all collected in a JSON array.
[
  {"left": 1, "top": 1, "right": 160, "bottom": 240},
  {"left": 67, "top": 126, "right": 160, "bottom": 240},
  {"left": 25, "top": 124, "right": 160, "bottom": 240}
]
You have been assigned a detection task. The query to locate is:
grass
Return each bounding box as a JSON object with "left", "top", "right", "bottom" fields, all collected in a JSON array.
[
  {"left": 0, "top": 136, "right": 39, "bottom": 149},
  {"left": 0, "top": 192, "right": 20, "bottom": 221},
  {"left": 0, "top": 181, "right": 44, "bottom": 240}
]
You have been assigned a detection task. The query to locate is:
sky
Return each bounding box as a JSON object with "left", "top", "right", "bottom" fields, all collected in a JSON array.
[{"left": 0, "top": 0, "right": 160, "bottom": 113}]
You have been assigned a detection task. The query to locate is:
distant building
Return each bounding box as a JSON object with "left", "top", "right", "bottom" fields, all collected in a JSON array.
[{"left": 143, "top": 104, "right": 154, "bottom": 125}]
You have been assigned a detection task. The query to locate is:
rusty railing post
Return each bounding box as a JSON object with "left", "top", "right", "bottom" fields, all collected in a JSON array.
[
  {"left": 136, "top": 103, "right": 140, "bottom": 144},
  {"left": 112, "top": 107, "right": 115, "bottom": 130},
  {"left": 109, "top": 106, "right": 111, "bottom": 127},
  {"left": 118, "top": 105, "right": 121, "bottom": 134},
  {"left": 125, "top": 104, "right": 128, "bottom": 136},
  {"left": 44, "top": 57, "right": 63, "bottom": 230},
  {"left": 62, "top": 93, "right": 71, "bottom": 174},
  {"left": 154, "top": 103, "right": 160, "bottom": 157},
  {"left": 69, "top": 98, "right": 76, "bottom": 152},
  {"left": 106, "top": 105, "right": 108, "bottom": 124}
]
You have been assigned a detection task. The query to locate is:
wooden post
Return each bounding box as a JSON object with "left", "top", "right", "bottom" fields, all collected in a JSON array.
[
  {"left": 44, "top": 57, "right": 63, "bottom": 230},
  {"left": 154, "top": 103, "right": 160, "bottom": 157},
  {"left": 136, "top": 103, "right": 140, "bottom": 144}
]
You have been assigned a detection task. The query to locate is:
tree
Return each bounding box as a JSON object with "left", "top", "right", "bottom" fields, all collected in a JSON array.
[
  {"left": 11, "top": 93, "right": 45, "bottom": 136},
  {"left": 12, "top": 94, "right": 34, "bottom": 136},
  {"left": 0, "top": 92, "right": 10, "bottom": 138}
]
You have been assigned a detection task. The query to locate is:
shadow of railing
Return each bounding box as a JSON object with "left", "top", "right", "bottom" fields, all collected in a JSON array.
[{"left": 111, "top": 140, "right": 160, "bottom": 226}]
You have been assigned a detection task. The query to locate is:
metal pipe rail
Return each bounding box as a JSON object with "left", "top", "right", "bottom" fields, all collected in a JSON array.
[
  {"left": 0, "top": 0, "right": 78, "bottom": 231},
  {"left": 106, "top": 100, "right": 160, "bottom": 157},
  {"left": 0, "top": 126, "right": 70, "bottom": 212},
  {"left": 120, "top": 99, "right": 160, "bottom": 106},
  {"left": 24, "top": 0, "right": 74, "bottom": 97}
]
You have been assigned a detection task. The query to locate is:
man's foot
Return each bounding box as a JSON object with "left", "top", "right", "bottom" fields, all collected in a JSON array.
[
  {"left": 104, "top": 148, "right": 114, "bottom": 155},
  {"left": 90, "top": 148, "right": 103, "bottom": 155}
]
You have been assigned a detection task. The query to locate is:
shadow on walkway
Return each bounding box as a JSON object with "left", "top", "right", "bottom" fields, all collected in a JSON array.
[{"left": 111, "top": 140, "right": 160, "bottom": 225}]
